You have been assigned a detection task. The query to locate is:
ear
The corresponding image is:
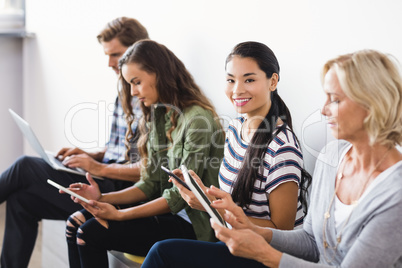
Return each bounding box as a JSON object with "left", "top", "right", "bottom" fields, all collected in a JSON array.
[{"left": 269, "top": 73, "right": 279, "bottom": 91}]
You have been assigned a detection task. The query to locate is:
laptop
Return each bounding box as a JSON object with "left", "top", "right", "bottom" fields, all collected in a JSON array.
[{"left": 9, "top": 108, "right": 90, "bottom": 178}]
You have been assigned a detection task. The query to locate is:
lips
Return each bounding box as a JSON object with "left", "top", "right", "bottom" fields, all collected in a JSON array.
[
  {"left": 327, "top": 119, "right": 337, "bottom": 127},
  {"left": 233, "top": 98, "right": 251, "bottom": 107}
]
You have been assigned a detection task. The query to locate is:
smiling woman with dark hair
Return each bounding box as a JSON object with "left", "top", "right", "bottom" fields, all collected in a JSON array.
[{"left": 141, "top": 41, "right": 312, "bottom": 267}]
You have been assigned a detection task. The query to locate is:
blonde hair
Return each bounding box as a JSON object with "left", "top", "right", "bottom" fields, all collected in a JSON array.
[{"left": 322, "top": 50, "right": 402, "bottom": 147}]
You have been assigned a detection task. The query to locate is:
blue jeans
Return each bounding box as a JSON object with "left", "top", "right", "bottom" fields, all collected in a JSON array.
[{"left": 142, "top": 239, "right": 267, "bottom": 268}]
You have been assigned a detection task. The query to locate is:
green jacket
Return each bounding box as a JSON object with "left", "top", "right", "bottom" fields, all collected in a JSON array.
[{"left": 135, "top": 104, "right": 224, "bottom": 242}]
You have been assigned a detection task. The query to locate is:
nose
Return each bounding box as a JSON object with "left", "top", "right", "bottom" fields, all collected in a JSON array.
[
  {"left": 108, "top": 56, "right": 114, "bottom": 67},
  {"left": 130, "top": 85, "right": 138, "bottom": 97},
  {"left": 232, "top": 82, "right": 244, "bottom": 95},
  {"left": 321, "top": 99, "right": 330, "bottom": 116},
  {"left": 108, "top": 56, "right": 118, "bottom": 70}
]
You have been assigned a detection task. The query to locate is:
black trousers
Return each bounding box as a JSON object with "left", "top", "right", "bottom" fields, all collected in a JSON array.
[
  {"left": 0, "top": 155, "right": 131, "bottom": 268},
  {"left": 67, "top": 210, "right": 196, "bottom": 268}
]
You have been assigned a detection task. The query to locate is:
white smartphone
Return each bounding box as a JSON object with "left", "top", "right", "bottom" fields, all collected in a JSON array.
[
  {"left": 180, "top": 165, "right": 226, "bottom": 227},
  {"left": 47, "top": 179, "right": 90, "bottom": 204}
]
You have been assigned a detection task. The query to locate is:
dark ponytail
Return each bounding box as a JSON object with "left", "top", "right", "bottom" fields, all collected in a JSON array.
[{"left": 228, "top": 42, "right": 312, "bottom": 212}]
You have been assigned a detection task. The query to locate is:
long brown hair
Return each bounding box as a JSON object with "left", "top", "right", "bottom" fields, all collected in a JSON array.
[{"left": 118, "top": 40, "right": 220, "bottom": 162}]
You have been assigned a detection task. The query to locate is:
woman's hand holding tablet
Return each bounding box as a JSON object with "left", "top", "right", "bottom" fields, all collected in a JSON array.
[{"left": 180, "top": 165, "right": 227, "bottom": 227}]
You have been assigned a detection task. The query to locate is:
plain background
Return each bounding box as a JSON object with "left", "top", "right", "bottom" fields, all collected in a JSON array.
[{"left": 4, "top": 0, "right": 402, "bottom": 174}]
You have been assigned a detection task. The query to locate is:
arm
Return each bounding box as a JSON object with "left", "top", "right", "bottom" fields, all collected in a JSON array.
[
  {"left": 66, "top": 173, "right": 147, "bottom": 205},
  {"left": 100, "top": 184, "right": 148, "bottom": 205},
  {"left": 211, "top": 220, "right": 282, "bottom": 268},
  {"left": 259, "top": 131, "right": 304, "bottom": 229},
  {"left": 207, "top": 186, "right": 281, "bottom": 267},
  {"left": 207, "top": 185, "right": 316, "bottom": 268},
  {"left": 256, "top": 181, "right": 299, "bottom": 229},
  {"left": 57, "top": 147, "right": 105, "bottom": 162},
  {"left": 62, "top": 156, "right": 142, "bottom": 182},
  {"left": 271, "top": 201, "right": 402, "bottom": 268},
  {"left": 81, "top": 196, "right": 171, "bottom": 221},
  {"left": 71, "top": 174, "right": 171, "bottom": 221}
]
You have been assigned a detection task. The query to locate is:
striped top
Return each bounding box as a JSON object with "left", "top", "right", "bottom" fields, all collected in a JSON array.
[{"left": 219, "top": 117, "right": 304, "bottom": 228}]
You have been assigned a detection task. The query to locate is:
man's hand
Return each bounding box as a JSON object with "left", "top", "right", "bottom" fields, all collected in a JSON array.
[
  {"left": 62, "top": 154, "right": 104, "bottom": 175},
  {"left": 56, "top": 147, "right": 87, "bottom": 161},
  {"left": 57, "top": 147, "right": 105, "bottom": 162}
]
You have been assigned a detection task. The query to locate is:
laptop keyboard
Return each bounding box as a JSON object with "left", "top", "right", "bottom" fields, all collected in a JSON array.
[{"left": 52, "top": 156, "right": 81, "bottom": 172}]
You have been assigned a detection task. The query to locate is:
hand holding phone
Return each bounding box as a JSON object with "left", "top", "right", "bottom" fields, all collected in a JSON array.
[
  {"left": 161, "top": 166, "right": 191, "bottom": 191},
  {"left": 47, "top": 179, "right": 90, "bottom": 204}
]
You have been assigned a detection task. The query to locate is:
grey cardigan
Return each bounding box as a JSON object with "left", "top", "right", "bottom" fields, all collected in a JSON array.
[{"left": 270, "top": 140, "right": 402, "bottom": 267}]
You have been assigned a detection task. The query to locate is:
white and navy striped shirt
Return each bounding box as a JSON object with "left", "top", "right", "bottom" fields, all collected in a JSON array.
[{"left": 219, "top": 117, "right": 304, "bottom": 228}]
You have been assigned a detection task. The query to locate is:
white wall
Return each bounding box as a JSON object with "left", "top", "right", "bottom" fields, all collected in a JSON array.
[
  {"left": 0, "top": 37, "right": 23, "bottom": 172},
  {"left": 23, "top": 0, "right": 402, "bottom": 173}
]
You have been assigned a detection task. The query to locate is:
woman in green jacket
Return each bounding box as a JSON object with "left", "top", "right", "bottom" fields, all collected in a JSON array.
[{"left": 63, "top": 39, "right": 224, "bottom": 268}]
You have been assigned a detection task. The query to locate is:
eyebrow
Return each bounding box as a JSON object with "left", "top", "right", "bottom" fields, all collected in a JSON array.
[
  {"left": 129, "top": 77, "right": 138, "bottom": 83},
  {"left": 226, "top": 72, "right": 257, "bottom": 77},
  {"left": 326, "top": 92, "right": 341, "bottom": 96}
]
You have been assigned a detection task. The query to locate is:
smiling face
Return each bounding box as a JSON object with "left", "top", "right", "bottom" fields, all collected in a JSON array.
[
  {"left": 321, "top": 68, "right": 369, "bottom": 142},
  {"left": 225, "top": 56, "right": 278, "bottom": 119},
  {"left": 121, "top": 62, "right": 159, "bottom": 107},
  {"left": 101, "top": 38, "right": 129, "bottom": 75}
]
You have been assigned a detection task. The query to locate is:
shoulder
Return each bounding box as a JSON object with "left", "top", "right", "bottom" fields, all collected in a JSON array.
[
  {"left": 179, "top": 105, "right": 215, "bottom": 124},
  {"left": 383, "top": 162, "right": 402, "bottom": 192},
  {"left": 316, "top": 139, "right": 350, "bottom": 167},
  {"left": 177, "top": 105, "right": 221, "bottom": 133},
  {"left": 268, "top": 128, "right": 303, "bottom": 158},
  {"left": 226, "top": 116, "right": 245, "bottom": 134},
  {"left": 182, "top": 105, "right": 210, "bottom": 117}
]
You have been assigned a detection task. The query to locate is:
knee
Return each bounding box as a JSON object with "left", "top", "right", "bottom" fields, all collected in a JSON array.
[
  {"left": 12, "top": 156, "right": 40, "bottom": 176},
  {"left": 143, "top": 241, "right": 170, "bottom": 267},
  {"left": 149, "top": 240, "right": 168, "bottom": 256},
  {"left": 15, "top": 155, "right": 36, "bottom": 168},
  {"left": 66, "top": 211, "right": 86, "bottom": 241},
  {"left": 76, "top": 228, "right": 86, "bottom": 246}
]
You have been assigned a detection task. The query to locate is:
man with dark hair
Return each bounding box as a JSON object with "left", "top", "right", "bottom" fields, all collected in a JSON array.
[{"left": 0, "top": 17, "right": 148, "bottom": 268}]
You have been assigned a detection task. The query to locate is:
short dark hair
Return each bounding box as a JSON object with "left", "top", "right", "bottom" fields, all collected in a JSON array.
[{"left": 97, "top": 17, "right": 149, "bottom": 47}]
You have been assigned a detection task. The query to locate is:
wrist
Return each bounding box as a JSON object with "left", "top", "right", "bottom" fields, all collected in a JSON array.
[
  {"left": 97, "top": 163, "right": 107, "bottom": 177},
  {"left": 255, "top": 225, "right": 273, "bottom": 242},
  {"left": 116, "top": 209, "right": 125, "bottom": 221},
  {"left": 257, "top": 244, "right": 281, "bottom": 268},
  {"left": 88, "top": 151, "right": 105, "bottom": 162}
]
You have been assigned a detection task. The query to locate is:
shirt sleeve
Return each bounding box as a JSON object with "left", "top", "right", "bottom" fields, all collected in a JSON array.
[
  {"left": 277, "top": 198, "right": 402, "bottom": 267},
  {"left": 265, "top": 129, "right": 303, "bottom": 194}
]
